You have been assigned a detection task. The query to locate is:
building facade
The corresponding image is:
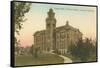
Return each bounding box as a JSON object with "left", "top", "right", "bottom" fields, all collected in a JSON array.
[{"left": 33, "top": 8, "right": 82, "bottom": 54}]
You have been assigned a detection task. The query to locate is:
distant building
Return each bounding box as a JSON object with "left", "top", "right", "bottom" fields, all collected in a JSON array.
[{"left": 33, "top": 8, "right": 82, "bottom": 54}]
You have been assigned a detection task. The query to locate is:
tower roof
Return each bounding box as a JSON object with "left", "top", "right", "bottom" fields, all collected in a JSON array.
[
  {"left": 48, "top": 8, "right": 55, "bottom": 18},
  {"left": 48, "top": 8, "right": 54, "bottom": 13}
]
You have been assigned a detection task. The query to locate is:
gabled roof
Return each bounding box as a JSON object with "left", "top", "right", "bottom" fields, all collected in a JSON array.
[
  {"left": 55, "top": 24, "right": 80, "bottom": 33},
  {"left": 34, "top": 23, "right": 82, "bottom": 36}
]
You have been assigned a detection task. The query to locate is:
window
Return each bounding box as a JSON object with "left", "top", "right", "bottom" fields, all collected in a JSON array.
[
  {"left": 61, "top": 32, "right": 65, "bottom": 39},
  {"left": 53, "top": 24, "right": 55, "bottom": 28},
  {"left": 47, "top": 23, "right": 50, "bottom": 28},
  {"left": 67, "top": 34, "right": 69, "bottom": 38}
]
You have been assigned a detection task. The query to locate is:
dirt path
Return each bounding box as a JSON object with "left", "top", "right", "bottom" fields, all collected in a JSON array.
[
  {"left": 50, "top": 52, "right": 72, "bottom": 63},
  {"left": 59, "top": 55, "right": 72, "bottom": 63}
]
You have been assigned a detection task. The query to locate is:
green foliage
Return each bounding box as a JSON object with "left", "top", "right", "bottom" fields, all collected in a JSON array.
[
  {"left": 68, "top": 38, "right": 97, "bottom": 62},
  {"left": 12, "top": 1, "right": 31, "bottom": 46},
  {"left": 13, "top": 2, "right": 31, "bottom": 35},
  {"left": 30, "top": 45, "right": 34, "bottom": 56}
]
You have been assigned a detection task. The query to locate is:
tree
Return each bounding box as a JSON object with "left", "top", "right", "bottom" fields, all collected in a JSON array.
[
  {"left": 68, "top": 38, "right": 96, "bottom": 62},
  {"left": 12, "top": 1, "right": 31, "bottom": 45},
  {"left": 34, "top": 47, "right": 40, "bottom": 58},
  {"left": 68, "top": 41, "right": 76, "bottom": 55},
  {"left": 30, "top": 44, "right": 34, "bottom": 56},
  {"left": 76, "top": 38, "right": 89, "bottom": 62}
]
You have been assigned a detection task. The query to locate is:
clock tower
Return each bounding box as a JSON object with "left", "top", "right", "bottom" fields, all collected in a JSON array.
[{"left": 46, "top": 8, "right": 56, "bottom": 51}]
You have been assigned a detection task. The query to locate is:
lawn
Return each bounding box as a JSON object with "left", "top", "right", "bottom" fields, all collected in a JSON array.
[{"left": 15, "top": 53, "right": 64, "bottom": 66}]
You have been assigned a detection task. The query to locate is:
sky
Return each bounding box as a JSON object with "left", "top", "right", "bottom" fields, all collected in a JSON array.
[{"left": 16, "top": 2, "right": 97, "bottom": 47}]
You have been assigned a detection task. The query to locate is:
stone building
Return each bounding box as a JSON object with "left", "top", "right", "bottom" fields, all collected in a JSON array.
[{"left": 33, "top": 8, "right": 82, "bottom": 54}]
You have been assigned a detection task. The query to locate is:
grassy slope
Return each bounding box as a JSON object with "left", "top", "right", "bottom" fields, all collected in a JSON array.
[{"left": 15, "top": 53, "right": 64, "bottom": 66}]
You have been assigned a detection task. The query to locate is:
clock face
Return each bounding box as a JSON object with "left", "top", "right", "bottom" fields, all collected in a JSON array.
[
  {"left": 46, "top": 18, "right": 56, "bottom": 24},
  {"left": 52, "top": 19, "right": 56, "bottom": 23},
  {"left": 48, "top": 19, "right": 54, "bottom": 23},
  {"left": 51, "top": 20, "right": 54, "bottom": 23}
]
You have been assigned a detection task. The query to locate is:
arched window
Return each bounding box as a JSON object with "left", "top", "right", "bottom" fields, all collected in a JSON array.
[{"left": 47, "top": 23, "right": 50, "bottom": 29}]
